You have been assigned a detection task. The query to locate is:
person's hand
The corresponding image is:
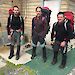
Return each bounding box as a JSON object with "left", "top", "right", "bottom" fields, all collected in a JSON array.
[
  {"left": 16, "top": 29, "right": 21, "bottom": 32},
  {"left": 51, "top": 41, "right": 54, "bottom": 45},
  {"left": 60, "top": 41, "right": 66, "bottom": 47},
  {"left": 10, "top": 29, "right": 13, "bottom": 32},
  {"left": 20, "top": 35, "right": 24, "bottom": 40},
  {"left": 8, "top": 35, "right": 11, "bottom": 40}
]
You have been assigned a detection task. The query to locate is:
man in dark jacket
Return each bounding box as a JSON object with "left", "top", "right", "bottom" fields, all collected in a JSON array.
[
  {"left": 31, "top": 6, "right": 48, "bottom": 62},
  {"left": 51, "top": 12, "right": 73, "bottom": 68},
  {"left": 7, "top": 6, "right": 24, "bottom": 60}
]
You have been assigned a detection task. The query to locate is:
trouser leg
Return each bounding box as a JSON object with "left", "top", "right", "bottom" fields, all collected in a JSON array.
[
  {"left": 51, "top": 41, "right": 60, "bottom": 65},
  {"left": 15, "top": 31, "right": 21, "bottom": 60},
  {"left": 8, "top": 45, "right": 14, "bottom": 59},
  {"left": 42, "top": 46, "right": 47, "bottom": 62},
  {"left": 31, "top": 34, "right": 38, "bottom": 59},
  {"left": 16, "top": 45, "right": 20, "bottom": 60},
  {"left": 51, "top": 51, "right": 58, "bottom": 65},
  {"left": 59, "top": 45, "right": 67, "bottom": 69},
  {"left": 39, "top": 37, "right": 47, "bottom": 62},
  {"left": 59, "top": 53, "right": 67, "bottom": 69}
]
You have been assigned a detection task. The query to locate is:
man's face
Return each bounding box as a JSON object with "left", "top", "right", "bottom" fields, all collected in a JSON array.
[
  {"left": 57, "top": 14, "right": 65, "bottom": 23},
  {"left": 13, "top": 7, "right": 19, "bottom": 15},
  {"left": 36, "top": 8, "right": 42, "bottom": 17}
]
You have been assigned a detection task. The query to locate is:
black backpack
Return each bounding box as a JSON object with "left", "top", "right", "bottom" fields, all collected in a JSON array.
[{"left": 42, "top": 7, "right": 52, "bottom": 34}]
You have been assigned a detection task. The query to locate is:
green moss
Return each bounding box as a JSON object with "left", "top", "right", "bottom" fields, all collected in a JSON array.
[{"left": 0, "top": 61, "right": 36, "bottom": 75}]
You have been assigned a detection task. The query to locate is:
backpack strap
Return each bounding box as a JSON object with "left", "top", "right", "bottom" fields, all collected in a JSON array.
[
  {"left": 53, "top": 21, "right": 68, "bottom": 31},
  {"left": 19, "top": 16, "right": 22, "bottom": 23},
  {"left": 53, "top": 20, "right": 68, "bottom": 31},
  {"left": 42, "top": 17, "right": 45, "bottom": 21},
  {"left": 10, "top": 15, "right": 13, "bottom": 23},
  {"left": 10, "top": 15, "right": 22, "bottom": 23},
  {"left": 42, "top": 17, "right": 46, "bottom": 28},
  {"left": 64, "top": 19, "right": 68, "bottom": 30},
  {"left": 54, "top": 22, "right": 57, "bottom": 26}
]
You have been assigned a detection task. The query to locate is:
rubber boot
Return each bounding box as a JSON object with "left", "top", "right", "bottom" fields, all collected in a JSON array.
[
  {"left": 8, "top": 45, "right": 14, "bottom": 59},
  {"left": 59, "top": 53, "right": 67, "bottom": 69},
  {"left": 42, "top": 47, "right": 47, "bottom": 62},
  {"left": 16, "top": 45, "right": 20, "bottom": 60},
  {"left": 51, "top": 51, "right": 58, "bottom": 65},
  {"left": 31, "top": 47, "right": 36, "bottom": 59}
]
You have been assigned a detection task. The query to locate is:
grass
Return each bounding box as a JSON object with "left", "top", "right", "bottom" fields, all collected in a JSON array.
[{"left": 0, "top": 61, "right": 36, "bottom": 75}]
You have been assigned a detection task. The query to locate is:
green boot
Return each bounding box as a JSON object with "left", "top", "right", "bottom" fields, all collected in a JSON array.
[
  {"left": 8, "top": 45, "right": 14, "bottom": 59},
  {"left": 31, "top": 47, "right": 36, "bottom": 59},
  {"left": 16, "top": 45, "right": 20, "bottom": 60},
  {"left": 42, "top": 47, "right": 47, "bottom": 62}
]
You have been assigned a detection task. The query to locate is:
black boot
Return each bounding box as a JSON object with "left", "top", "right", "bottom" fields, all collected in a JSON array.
[
  {"left": 31, "top": 47, "right": 36, "bottom": 59},
  {"left": 59, "top": 53, "right": 67, "bottom": 69},
  {"left": 42, "top": 47, "right": 47, "bottom": 62},
  {"left": 51, "top": 51, "right": 58, "bottom": 65},
  {"left": 8, "top": 45, "right": 14, "bottom": 59},
  {"left": 16, "top": 45, "right": 20, "bottom": 60}
]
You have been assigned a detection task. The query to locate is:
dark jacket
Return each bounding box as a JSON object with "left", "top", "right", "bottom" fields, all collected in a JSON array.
[
  {"left": 7, "top": 15, "right": 24, "bottom": 35},
  {"left": 51, "top": 20, "right": 73, "bottom": 42},
  {"left": 32, "top": 16, "right": 47, "bottom": 38}
]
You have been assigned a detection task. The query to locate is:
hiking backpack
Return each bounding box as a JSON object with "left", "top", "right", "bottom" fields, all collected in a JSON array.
[
  {"left": 64, "top": 11, "right": 74, "bottom": 32},
  {"left": 42, "top": 7, "right": 52, "bottom": 34},
  {"left": 9, "top": 8, "right": 13, "bottom": 15},
  {"left": 53, "top": 11, "right": 74, "bottom": 39}
]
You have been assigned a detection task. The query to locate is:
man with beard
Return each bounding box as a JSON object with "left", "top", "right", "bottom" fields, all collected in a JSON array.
[{"left": 31, "top": 6, "right": 48, "bottom": 62}]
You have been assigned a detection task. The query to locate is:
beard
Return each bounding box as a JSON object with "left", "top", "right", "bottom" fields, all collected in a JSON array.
[{"left": 37, "top": 13, "right": 41, "bottom": 17}]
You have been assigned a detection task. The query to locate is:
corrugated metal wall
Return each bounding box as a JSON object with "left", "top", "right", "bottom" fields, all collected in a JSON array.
[
  {"left": 60, "top": 0, "right": 75, "bottom": 15},
  {"left": 60, "top": 0, "right": 69, "bottom": 11},
  {"left": 0, "top": 0, "right": 12, "bottom": 45},
  {"left": 0, "top": 0, "right": 12, "bottom": 32},
  {"left": 0, "top": 0, "right": 22, "bottom": 45}
]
